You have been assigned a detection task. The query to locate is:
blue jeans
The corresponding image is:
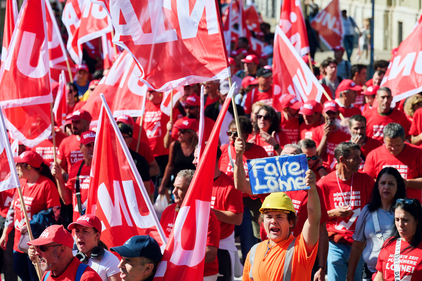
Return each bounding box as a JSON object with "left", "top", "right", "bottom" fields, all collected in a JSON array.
[
  {"left": 13, "top": 251, "right": 38, "bottom": 281},
  {"left": 343, "top": 35, "right": 354, "bottom": 62},
  {"left": 236, "top": 206, "right": 257, "bottom": 262},
  {"left": 327, "top": 241, "right": 364, "bottom": 281}
]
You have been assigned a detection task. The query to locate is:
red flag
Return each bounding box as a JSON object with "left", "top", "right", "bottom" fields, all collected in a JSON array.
[
  {"left": 46, "top": 0, "right": 77, "bottom": 83},
  {"left": 91, "top": 0, "right": 230, "bottom": 91},
  {"left": 160, "top": 88, "right": 184, "bottom": 117},
  {"left": 244, "top": 5, "right": 262, "bottom": 34},
  {"left": 102, "top": 32, "right": 120, "bottom": 70},
  {"left": 273, "top": 25, "right": 324, "bottom": 105},
  {"left": 279, "top": 0, "right": 310, "bottom": 56},
  {"left": 154, "top": 83, "right": 236, "bottom": 281},
  {"left": 1, "top": 0, "right": 18, "bottom": 63},
  {"left": 222, "top": 1, "right": 233, "bottom": 54},
  {"left": 380, "top": 22, "right": 422, "bottom": 103},
  {"left": 53, "top": 71, "right": 67, "bottom": 127},
  {"left": 62, "top": 0, "right": 82, "bottom": 64},
  {"left": 81, "top": 51, "right": 147, "bottom": 122},
  {"left": 87, "top": 94, "right": 167, "bottom": 250},
  {"left": 0, "top": 109, "right": 20, "bottom": 191},
  {"left": 310, "top": 0, "right": 343, "bottom": 50}
]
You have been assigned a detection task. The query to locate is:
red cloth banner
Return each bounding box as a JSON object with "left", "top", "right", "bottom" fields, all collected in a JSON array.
[{"left": 1, "top": 0, "right": 18, "bottom": 64}]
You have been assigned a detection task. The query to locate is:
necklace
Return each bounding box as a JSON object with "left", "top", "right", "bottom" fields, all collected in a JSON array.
[
  {"left": 336, "top": 173, "right": 354, "bottom": 206},
  {"left": 263, "top": 239, "right": 274, "bottom": 260}
]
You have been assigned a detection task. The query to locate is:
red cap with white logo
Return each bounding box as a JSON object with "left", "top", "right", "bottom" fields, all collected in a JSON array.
[
  {"left": 174, "top": 118, "right": 199, "bottom": 131},
  {"left": 68, "top": 214, "right": 102, "bottom": 233},
  {"left": 279, "top": 95, "right": 303, "bottom": 110},
  {"left": 80, "top": 130, "right": 96, "bottom": 145},
  {"left": 27, "top": 225, "right": 74, "bottom": 248},
  {"left": 323, "top": 101, "right": 339, "bottom": 113},
  {"left": 335, "top": 79, "right": 363, "bottom": 98},
  {"left": 299, "top": 100, "right": 322, "bottom": 115},
  {"left": 185, "top": 95, "right": 200, "bottom": 107},
  {"left": 116, "top": 114, "right": 135, "bottom": 127},
  {"left": 363, "top": 85, "right": 380, "bottom": 96},
  {"left": 241, "top": 54, "right": 259, "bottom": 65}
]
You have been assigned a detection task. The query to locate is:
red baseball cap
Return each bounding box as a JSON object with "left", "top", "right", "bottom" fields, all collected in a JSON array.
[
  {"left": 89, "top": 80, "right": 100, "bottom": 88},
  {"left": 174, "top": 118, "right": 199, "bottom": 131},
  {"left": 68, "top": 214, "right": 102, "bottom": 233},
  {"left": 302, "top": 54, "right": 316, "bottom": 65},
  {"left": 279, "top": 95, "right": 303, "bottom": 110},
  {"left": 241, "top": 54, "right": 259, "bottom": 65},
  {"left": 263, "top": 65, "right": 273, "bottom": 71},
  {"left": 299, "top": 100, "right": 322, "bottom": 115},
  {"left": 333, "top": 46, "right": 345, "bottom": 52},
  {"left": 80, "top": 130, "right": 96, "bottom": 145},
  {"left": 66, "top": 109, "right": 92, "bottom": 123},
  {"left": 323, "top": 101, "right": 339, "bottom": 113},
  {"left": 236, "top": 48, "right": 248, "bottom": 56},
  {"left": 185, "top": 95, "right": 200, "bottom": 107},
  {"left": 335, "top": 79, "right": 363, "bottom": 97},
  {"left": 228, "top": 57, "right": 235, "bottom": 66},
  {"left": 242, "top": 76, "right": 259, "bottom": 89},
  {"left": 27, "top": 225, "right": 74, "bottom": 248},
  {"left": 14, "top": 151, "right": 43, "bottom": 168},
  {"left": 76, "top": 64, "right": 89, "bottom": 72},
  {"left": 116, "top": 115, "right": 135, "bottom": 127},
  {"left": 363, "top": 85, "right": 380, "bottom": 96}
]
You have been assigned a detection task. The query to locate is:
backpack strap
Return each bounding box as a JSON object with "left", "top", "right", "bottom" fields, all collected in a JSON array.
[
  {"left": 283, "top": 238, "right": 296, "bottom": 281},
  {"left": 43, "top": 271, "right": 51, "bottom": 281},
  {"left": 248, "top": 243, "right": 259, "bottom": 280},
  {"left": 75, "top": 263, "right": 89, "bottom": 281},
  {"left": 372, "top": 210, "right": 385, "bottom": 246}
]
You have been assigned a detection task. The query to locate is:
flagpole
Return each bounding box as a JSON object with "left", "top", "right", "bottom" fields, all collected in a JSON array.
[
  {"left": 228, "top": 73, "right": 242, "bottom": 137},
  {"left": 65, "top": 59, "right": 74, "bottom": 83},
  {"left": 111, "top": 30, "right": 118, "bottom": 61},
  {"left": 136, "top": 94, "right": 147, "bottom": 153},
  {"left": 50, "top": 103, "right": 57, "bottom": 164},
  {"left": 170, "top": 90, "right": 174, "bottom": 123},
  {"left": 308, "top": 53, "right": 313, "bottom": 72}
]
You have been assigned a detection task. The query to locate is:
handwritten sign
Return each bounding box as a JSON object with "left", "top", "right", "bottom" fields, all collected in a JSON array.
[{"left": 247, "top": 154, "right": 309, "bottom": 194}]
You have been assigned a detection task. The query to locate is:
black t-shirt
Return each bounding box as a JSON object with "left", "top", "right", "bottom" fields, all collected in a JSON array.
[{"left": 129, "top": 149, "right": 151, "bottom": 182}]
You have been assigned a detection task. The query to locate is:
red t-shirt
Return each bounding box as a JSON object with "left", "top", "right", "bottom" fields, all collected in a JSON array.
[
  {"left": 43, "top": 257, "right": 102, "bottom": 281},
  {"left": 129, "top": 139, "right": 154, "bottom": 163},
  {"left": 171, "top": 116, "right": 215, "bottom": 143},
  {"left": 66, "top": 160, "right": 91, "bottom": 222},
  {"left": 360, "top": 103, "right": 372, "bottom": 115},
  {"left": 243, "top": 85, "right": 281, "bottom": 115},
  {"left": 0, "top": 189, "right": 15, "bottom": 218},
  {"left": 376, "top": 238, "right": 422, "bottom": 281},
  {"left": 363, "top": 108, "right": 411, "bottom": 142},
  {"left": 160, "top": 203, "right": 220, "bottom": 277},
  {"left": 353, "top": 89, "right": 365, "bottom": 107},
  {"left": 335, "top": 99, "right": 362, "bottom": 118},
  {"left": 58, "top": 135, "right": 84, "bottom": 174},
  {"left": 364, "top": 144, "right": 422, "bottom": 201},
  {"left": 130, "top": 122, "right": 152, "bottom": 155},
  {"left": 212, "top": 173, "right": 243, "bottom": 239},
  {"left": 318, "top": 171, "right": 373, "bottom": 244},
  {"left": 409, "top": 108, "right": 422, "bottom": 141},
  {"left": 279, "top": 115, "right": 299, "bottom": 144},
  {"left": 32, "top": 132, "right": 67, "bottom": 168},
  {"left": 312, "top": 124, "right": 351, "bottom": 172},
  {"left": 359, "top": 137, "right": 382, "bottom": 171},
  {"left": 13, "top": 176, "right": 61, "bottom": 252},
  {"left": 247, "top": 132, "right": 289, "bottom": 157},
  {"left": 299, "top": 123, "right": 319, "bottom": 140},
  {"left": 205, "top": 96, "right": 219, "bottom": 109},
  {"left": 219, "top": 143, "right": 268, "bottom": 178}
]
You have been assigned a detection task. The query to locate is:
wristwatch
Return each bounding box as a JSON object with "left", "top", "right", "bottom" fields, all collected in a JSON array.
[
  {"left": 316, "top": 166, "right": 326, "bottom": 172},
  {"left": 317, "top": 265, "right": 326, "bottom": 272},
  {"left": 273, "top": 144, "right": 280, "bottom": 150}
]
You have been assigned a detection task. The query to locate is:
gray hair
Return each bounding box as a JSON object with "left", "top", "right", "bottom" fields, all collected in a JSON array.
[
  {"left": 334, "top": 142, "right": 361, "bottom": 162},
  {"left": 383, "top": 123, "right": 405, "bottom": 140},
  {"left": 281, "top": 144, "right": 303, "bottom": 155},
  {"left": 298, "top": 139, "right": 316, "bottom": 149},
  {"left": 176, "top": 169, "right": 195, "bottom": 187},
  {"left": 377, "top": 87, "right": 392, "bottom": 96}
]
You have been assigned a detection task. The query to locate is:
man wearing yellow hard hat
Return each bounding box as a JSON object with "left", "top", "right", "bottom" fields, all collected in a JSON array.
[{"left": 242, "top": 170, "right": 321, "bottom": 281}]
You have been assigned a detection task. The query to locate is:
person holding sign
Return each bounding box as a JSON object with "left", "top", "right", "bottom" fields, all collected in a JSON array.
[
  {"left": 373, "top": 198, "right": 422, "bottom": 281},
  {"left": 242, "top": 170, "right": 321, "bottom": 281},
  {"left": 318, "top": 142, "right": 374, "bottom": 281}
]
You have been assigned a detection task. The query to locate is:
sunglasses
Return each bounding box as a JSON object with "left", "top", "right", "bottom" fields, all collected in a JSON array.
[
  {"left": 307, "top": 156, "right": 318, "bottom": 161},
  {"left": 226, "top": 131, "right": 238, "bottom": 137},
  {"left": 179, "top": 129, "right": 189, "bottom": 134},
  {"left": 36, "top": 244, "right": 61, "bottom": 252},
  {"left": 184, "top": 106, "right": 198, "bottom": 110},
  {"left": 396, "top": 198, "right": 417, "bottom": 206},
  {"left": 257, "top": 114, "right": 270, "bottom": 121}
]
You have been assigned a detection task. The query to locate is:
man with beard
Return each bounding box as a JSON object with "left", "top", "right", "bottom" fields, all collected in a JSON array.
[
  {"left": 363, "top": 87, "right": 411, "bottom": 142},
  {"left": 28, "top": 225, "right": 101, "bottom": 280}
]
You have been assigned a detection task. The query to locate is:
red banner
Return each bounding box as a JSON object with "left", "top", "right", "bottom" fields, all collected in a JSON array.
[
  {"left": 310, "top": 0, "right": 343, "bottom": 50},
  {"left": 273, "top": 25, "right": 323, "bottom": 105},
  {"left": 61, "top": 0, "right": 82, "bottom": 65},
  {"left": 1, "top": 0, "right": 18, "bottom": 63},
  {"left": 91, "top": 0, "right": 230, "bottom": 91},
  {"left": 244, "top": 5, "right": 262, "bottom": 34},
  {"left": 102, "top": 32, "right": 120, "bottom": 70},
  {"left": 154, "top": 82, "right": 235, "bottom": 281},
  {"left": 87, "top": 96, "right": 166, "bottom": 250},
  {"left": 380, "top": 21, "right": 422, "bottom": 103},
  {"left": 53, "top": 71, "right": 67, "bottom": 126},
  {"left": 279, "top": 0, "right": 309, "bottom": 56}
]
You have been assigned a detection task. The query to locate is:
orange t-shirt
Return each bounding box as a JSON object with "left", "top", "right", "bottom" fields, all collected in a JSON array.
[{"left": 242, "top": 234, "right": 318, "bottom": 281}]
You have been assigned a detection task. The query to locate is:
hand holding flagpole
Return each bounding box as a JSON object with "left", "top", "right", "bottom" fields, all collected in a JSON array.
[{"left": 228, "top": 72, "right": 242, "bottom": 138}]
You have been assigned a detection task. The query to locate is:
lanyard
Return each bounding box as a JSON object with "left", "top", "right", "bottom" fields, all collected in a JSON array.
[
  {"left": 336, "top": 173, "right": 354, "bottom": 206},
  {"left": 394, "top": 238, "right": 401, "bottom": 281}
]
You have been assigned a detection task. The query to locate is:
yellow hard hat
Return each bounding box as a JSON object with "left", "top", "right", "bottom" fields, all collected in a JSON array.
[{"left": 259, "top": 192, "right": 295, "bottom": 214}]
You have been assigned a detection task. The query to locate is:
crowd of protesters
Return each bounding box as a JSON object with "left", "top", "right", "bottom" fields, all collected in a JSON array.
[{"left": 2, "top": 2, "right": 422, "bottom": 281}]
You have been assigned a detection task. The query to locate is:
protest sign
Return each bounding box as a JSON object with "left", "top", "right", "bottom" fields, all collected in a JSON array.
[{"left": 247, "top": 154, "right": 309, "bottom": 194}]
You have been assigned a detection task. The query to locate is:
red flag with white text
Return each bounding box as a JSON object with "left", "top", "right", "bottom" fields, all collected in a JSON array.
[
  {"left": 380, "top": 21, "right": 422, "bottom": 103},
  {"left": 87, "top": 95, "right": 167, "bottom": 250},
  {"left": 310, "top": 0, "right": 343, "bottom": 50},
  {"left": 102, "top": 32, "right": 120, "bottom": 70},
  {"left": 244, "top": 5, "right": 262, "bottom": 34},
  {"left": 62, "top": 0, "right": 83, "bottom": 65},
  {"left": 154, "top": 83, "right": 236, "bottom": 281},
  {"left": 53, "top": 71, "right": 67, "bottom": 126},
  {"left": 91, "top": 0, "right": 230, "bottom": 91},
  {"left": 279, "top": 0, "right": 310, "bottom": 56},
  {"left": 81, "top": 51, "right": 146, "bottom": 122},
  {"left": 1, "top": 0, "right": 18, "bottom": 63},
  {"left": 273, "top": 25, "right": 324, "bottom": 105}
]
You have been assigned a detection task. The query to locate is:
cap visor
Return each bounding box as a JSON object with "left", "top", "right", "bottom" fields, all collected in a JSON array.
[
  {"left": 260, "top": 73, "right": 272, "bottom": 78},
  {"left": 299, "top": 108, "right": 313, "bottom": 115},
  {"left": 13, "top": 157, "right": 23, "bottom": 164},
  {"left": 110, "top": 245, "right": 139, "bottom": 258},
  {"left": 323, "top": 108, "right": 338, "bottom": 113},
  {"left": 241, "top": 59, "right": 252, "bottom": 63},
  {"left": 68, "top": 221, "right": 91, "bottom": 231},
  {"left": 350, "top": 85, "right": 363, "bottom": 91},
  {"left": 27, "top": 237, "right": 51, "bottom": 246},
  {"left": 290, "top": 102, "right": 303, "bottom": 110}
]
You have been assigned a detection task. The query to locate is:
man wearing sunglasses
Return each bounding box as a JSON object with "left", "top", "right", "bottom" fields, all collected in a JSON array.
[
  {"left": 28, "top": 225, "right": 102, "bottom": 281},
  {"left": 298, "top": 139, "right": 328, "bottom": 181}
]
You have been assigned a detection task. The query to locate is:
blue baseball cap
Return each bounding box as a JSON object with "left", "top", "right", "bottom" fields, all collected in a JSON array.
[{"left": 110, "top": 235, "right": 162, "bottom": 263}]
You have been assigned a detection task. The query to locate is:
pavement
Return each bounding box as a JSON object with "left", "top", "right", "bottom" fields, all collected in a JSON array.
[{"left": 313, "top": 48, "right": 392, "bottom": 67}]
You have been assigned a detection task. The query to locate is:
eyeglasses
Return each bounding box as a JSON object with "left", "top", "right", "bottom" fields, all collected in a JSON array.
[
  {"left": 396, "top": 198, "right": 417, "bottom": 207},
  {"left": 184, "top": 106, "right": 198, "bottom": 110},
  {"left": 257, "top": 114, "right": 270, "bottom": 121},
  {"left": 226, "top": 131, "right": 238, "bottom": 137},
  {"left": 36, "top": 244, "right": 61, "bottom": 252},
  {"left": 307, "top": 155, "right": 318, "bottom": 161}
]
